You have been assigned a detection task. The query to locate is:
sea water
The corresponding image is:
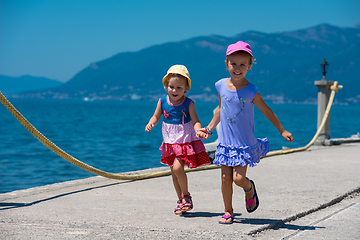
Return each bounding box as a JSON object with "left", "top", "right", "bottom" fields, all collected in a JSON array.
[{"left": 1, "top": 98, "right": 359, "bottom": 193}]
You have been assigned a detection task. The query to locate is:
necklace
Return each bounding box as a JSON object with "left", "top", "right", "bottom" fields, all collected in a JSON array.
[{"left": 221, "top": 95, "right": 246, "bottom": 124}]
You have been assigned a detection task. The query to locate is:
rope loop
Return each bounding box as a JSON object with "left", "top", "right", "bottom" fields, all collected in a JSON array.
[{"left": 0, "top": 82, "right": 341, "bottom": 180}]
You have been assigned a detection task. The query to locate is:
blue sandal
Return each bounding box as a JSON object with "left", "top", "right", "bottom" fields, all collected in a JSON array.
[
  {"left": 245, "top": 179, "right": 259, "bottom": 213},
  {"left": 219, "top": 210, "right": 234, "bottom": 224}
]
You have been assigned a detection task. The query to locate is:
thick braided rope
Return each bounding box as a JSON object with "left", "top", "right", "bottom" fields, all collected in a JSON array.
[
  {"left": 0, "top": 82, "right": 340, "bottom": 180},
  {"left": 265, "top": 81, "right": 341, "bottom": 157},
  {"left": 0, "top": 91, "right": 217, "bottom": 180}
]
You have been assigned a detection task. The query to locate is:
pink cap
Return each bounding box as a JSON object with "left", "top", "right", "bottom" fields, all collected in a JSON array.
[{"left": 226, "top": 41, "right": 253, "bottom": 56}]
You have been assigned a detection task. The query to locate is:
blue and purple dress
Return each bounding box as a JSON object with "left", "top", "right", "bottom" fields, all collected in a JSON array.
[
  {"left": 214, "top": 78, "right": 270, "bottom": 167},
  {"left": 159, "top": 95, "right": 210, "bottom": 168}
]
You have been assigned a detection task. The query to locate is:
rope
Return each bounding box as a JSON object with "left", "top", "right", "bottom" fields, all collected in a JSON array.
[
  {"left": 266, "top": 81, "right": 342, "bottom": 157},
  {"left": 0, "top": 91, "right": 217, "bottom": 180},
  {"left": 0, "top": 81, "right": 341, "bottom": 180}
]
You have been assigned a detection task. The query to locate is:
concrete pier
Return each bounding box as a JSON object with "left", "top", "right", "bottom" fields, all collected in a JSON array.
[{"left": 1, "top": 142, "right": 360, "bottom": 239}]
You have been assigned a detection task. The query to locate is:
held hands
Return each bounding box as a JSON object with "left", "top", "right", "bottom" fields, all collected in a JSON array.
[
  {"left": 145, "top": 123, "right": 155, "bottom": 132},
  {"left": 195, "top": 127, "right": 212, "bottom": 140},
  {"left": 196, "top": 129, "right": 208, "bottom": 139},
  {"left": 282, "top": 130, "right": 294, "bottom": 142}
]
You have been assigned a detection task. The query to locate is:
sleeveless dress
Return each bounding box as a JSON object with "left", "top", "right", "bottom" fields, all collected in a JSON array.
[
  {"left": 159, "top": 95, "right": 210, "bottom": 169},
  {"left": 214, "top": 78, "right": 270, "bottom": 167}
]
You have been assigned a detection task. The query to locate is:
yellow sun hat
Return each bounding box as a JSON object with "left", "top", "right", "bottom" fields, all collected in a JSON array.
[{"left": 162, "top": 65, "right": 191, "bottom": 90}]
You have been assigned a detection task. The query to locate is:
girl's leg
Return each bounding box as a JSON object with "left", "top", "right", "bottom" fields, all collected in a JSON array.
[
  {"left": 170, "top": 164, "right": 184, "bottom": 214},
  {"left": 170, "top": 166, "right": 182, "bottom": 200},
  {"left": 233, "top": 165, "right": 257, "bottom": 211},
  {"left": 233, "top": 165, "right": 250, "bottom": 189},
  {"left": 219, "top": 166, "right": 234, "bottom": 223},
  {"left": 171, "top": 158, "right": 193, "bottom": 211},
  {"left": 171, "top": 158, "right": 188, "bottom": 196}
]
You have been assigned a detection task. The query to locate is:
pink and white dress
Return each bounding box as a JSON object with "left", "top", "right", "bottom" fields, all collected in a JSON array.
[{"left": 159, "top": 95, "right": 210, "bottom": 169}]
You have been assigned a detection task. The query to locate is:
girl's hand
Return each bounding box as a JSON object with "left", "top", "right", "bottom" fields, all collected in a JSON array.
[
  {"left": 196, "top": 129, "right": 206, "bottom": 139},
  {"left": 282, "top": 130, "right": 293, "bottom": 142},
  {"left": 196, "top": 128, "right": 210, "bottom": 140},
  {"left": 145, "top": 123, "right": 155, "bottom": 132}
]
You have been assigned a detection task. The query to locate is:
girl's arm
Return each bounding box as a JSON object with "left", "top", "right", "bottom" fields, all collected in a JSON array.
[
  {"left": 253, "top": 93, "right": 293, "bottom": 142},
  {"left": 189, "top": 101, "right": 201, "bottom": 130},
  {"left": 199, "top": 94, "right": 221, "bottom": 140},
  {"left": 145, "top": 99, "right": 162, "bottom": 132},
  {"left": 207, "top": 94, "right": 221, "bottom": 131},
  {"left": 189, "top": 101, "right": 207, "bottom": 139}
]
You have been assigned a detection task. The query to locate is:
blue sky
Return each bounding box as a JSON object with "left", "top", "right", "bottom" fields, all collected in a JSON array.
[{"left": 1, "top": 0, "right": 359, "bottom": 82}]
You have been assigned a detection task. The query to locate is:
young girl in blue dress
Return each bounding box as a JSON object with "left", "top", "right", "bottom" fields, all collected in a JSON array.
[
  {"left": 201, "top": 41, "right": 293, "bottom": 224},
  {"left": 145, "top": 64, "right": 210, "bottom": 215}
]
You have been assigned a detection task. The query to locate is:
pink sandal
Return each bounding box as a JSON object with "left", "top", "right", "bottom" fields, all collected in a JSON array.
[
  {"left": 174, "top": 199, "right": 184, "bottom": 215},
  {"left": 180, "top": 193, "right": 193, "bottom": 212}
]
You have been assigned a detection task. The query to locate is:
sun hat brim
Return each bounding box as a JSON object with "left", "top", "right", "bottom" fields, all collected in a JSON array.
[{"left": 162, "top": 65, "right": 191, "bottom": 90}]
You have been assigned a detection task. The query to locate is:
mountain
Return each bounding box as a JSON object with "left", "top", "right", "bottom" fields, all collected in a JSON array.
[
  {"left": 0, "top": 75, "right": 62, "bottom": 95},
  {"left": 11, "top": 24, "right": 360, "bottom": 104},
  {"left": 353, "top": 21, "right": 360, "bottom": 29}
]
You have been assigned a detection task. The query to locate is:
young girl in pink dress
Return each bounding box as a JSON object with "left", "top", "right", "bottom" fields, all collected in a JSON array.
[{"left": 145, "top": 65, "right": 210, "bottom": 214}]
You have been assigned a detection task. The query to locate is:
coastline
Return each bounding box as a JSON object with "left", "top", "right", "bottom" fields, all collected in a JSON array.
[
  {"left": 2, "top": 135, "right": 359, "bottom": 199},
  {"left": 1, "top": 142, "right": 359, "bottom": 239}
]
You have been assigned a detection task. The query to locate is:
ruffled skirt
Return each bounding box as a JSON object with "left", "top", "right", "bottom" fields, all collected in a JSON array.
[
  {"left": 160, "top": 121, "right": 210, "bottom": 169},
  {"left": 213, "top": 138, "right": 270, "bottom": 167},
  {"left": 160, "top": 140, "right": 210, "bottom": 169}
]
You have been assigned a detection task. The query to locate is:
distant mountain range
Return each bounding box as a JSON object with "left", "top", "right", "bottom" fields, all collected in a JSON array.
[
  {"left": 3, "top": 24, "right": 360, "bottom": 104},
  {"left": 0, "top": 75, "right": 62, "bottom": 95}
]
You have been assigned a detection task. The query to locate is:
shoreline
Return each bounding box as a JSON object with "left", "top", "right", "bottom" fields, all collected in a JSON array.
[
  {"left": 2, "top": 135, "right": 359, "bottom": 200},
  {"left": 1, "top": 142, "right": 359, "bottom": 239}
]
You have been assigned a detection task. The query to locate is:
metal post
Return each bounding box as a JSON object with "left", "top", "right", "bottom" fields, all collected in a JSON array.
[{"left": 314, "top": 77, "right": 334, "bottom": 144}]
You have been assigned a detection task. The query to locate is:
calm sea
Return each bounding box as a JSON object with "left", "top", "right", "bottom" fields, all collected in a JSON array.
[{"left": 1, "top": 98, "right": 359, "bottom": 194}]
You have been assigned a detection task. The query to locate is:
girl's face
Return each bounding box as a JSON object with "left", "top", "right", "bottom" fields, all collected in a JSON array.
[
  {"left": 226, "top": 51, "right": 252, "bottom": 81},
  {"left": 166, "top": 75, "right": 188, "bottom": 104}
]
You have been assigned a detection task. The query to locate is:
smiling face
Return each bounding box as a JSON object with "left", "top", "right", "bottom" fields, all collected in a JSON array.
[
  {"left": 226, "top": 51, "right": 252, "bottom": 81},
  {"left": 166, "top": 74, "right": 188, "bottom": 104}
]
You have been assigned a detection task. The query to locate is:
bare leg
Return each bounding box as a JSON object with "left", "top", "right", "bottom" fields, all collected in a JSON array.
[
  {"left": 233, "top": 165, "right": 257, "bottom": 211},
  {"left": 171, "top": 158, "right": 193, "bottom": 212},
  {"left": 219, "top": 166, "right": 234, "bottom": 223},
  {"left": 171, "top": 165, "right": 184, "bottom": 215},
  {"left": 170, "top": 167, "right": 182, "bottom": 200},
  {"left": 233, "top": 165, "right": 250, "bottom": 189},
  {"left": 171, "top": 158, "right": 188, "bottom": 196}
]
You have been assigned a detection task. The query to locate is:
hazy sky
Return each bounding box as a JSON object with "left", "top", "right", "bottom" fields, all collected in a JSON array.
[{"left": 1, "top": 0, "right": 359, "bottom": 82}]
